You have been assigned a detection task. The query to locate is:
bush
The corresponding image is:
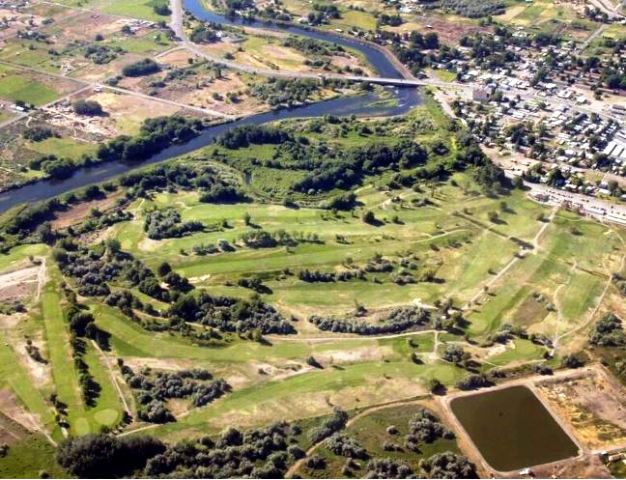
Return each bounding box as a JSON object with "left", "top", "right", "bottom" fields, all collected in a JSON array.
[
  {"left": 420, "top": 451, "right": 477, "bottom": 478},
  {"left": 590, "top": 313, "right": 626, "bottom": 347},
  {"left": 122, "top": 58, "right": 161, "bottom": 77},
  {"left": 23, "top": 125, "right": 56, "bottom": 142}
]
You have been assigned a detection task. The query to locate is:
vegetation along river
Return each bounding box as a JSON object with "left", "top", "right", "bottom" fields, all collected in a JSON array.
[{"left": 0, "top": 0, "right": 422, "bottom": 214}]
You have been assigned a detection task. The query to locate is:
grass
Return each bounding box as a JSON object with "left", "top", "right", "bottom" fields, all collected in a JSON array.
[
  {"left": 82, "top": 342, "right": 124, "bottom": 429},
  {"left": 141, "top": 360, "right": 464, "bottom": 440},
  {"left": 0, "top": 244, "right": 48, "bottom": 272},
  {"left": 0, "top": 67, "right": 59, "bottom": 105},
  {"left": 41, "top": 270, "right": 89, "bottom": 436},
  {"left": 0, "top": 433, "right": 66, "bottom": 478},
  {"left": 26, "top": 137, "right": 96, "bottom": 160},
  {"left": 484, "top": 339, "right": 546, "bottom": 368},
  {"left": 0, "top": 330, "right": 60, "bottom": 439},
  {"left": 93, "top": 0, "right": 172, "bottom": 21}
]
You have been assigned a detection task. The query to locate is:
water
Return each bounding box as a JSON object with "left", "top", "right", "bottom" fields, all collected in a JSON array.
[
  {"left": 450, "top": 386, "right": 579, "bottom": 472},
  {"left": 0, "top": 1, "right": 422, "bottom": 214}
]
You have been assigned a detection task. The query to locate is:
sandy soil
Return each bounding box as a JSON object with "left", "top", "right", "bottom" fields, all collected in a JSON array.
[
  {"left": 51, "top": 192, "right": 122, "bottom": 229},
  {"left": 0, "top": 265, "right": 38, "bottom": 302},
  {"left": 314, "top": 345, "right": 394, "bottom": 365},
  {"left": 15, "top": 336, "right": 52, "bottom": 389},
  {"left": 537, "top": 368, "right": 626, "bottom": 451},
  {"left": 43, "top": 90, "right": 182, "bottom": 138},
  {"left": 0, "top": 389, "right": 42, "bottom": 434}
]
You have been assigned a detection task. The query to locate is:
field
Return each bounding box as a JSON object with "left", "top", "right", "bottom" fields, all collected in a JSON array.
[
  {"left": 537, "top": 368, "right": 626, "bottom": 451},
  {"left": 495, "top": 0, "right": 601, "bottom": 40},
  {"left": 0, "top": 65, "right": 80, "bottom": 106}
]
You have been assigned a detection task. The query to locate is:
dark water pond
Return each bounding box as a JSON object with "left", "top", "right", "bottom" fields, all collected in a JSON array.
[{"left": 450, "top": 385, "right": 579, "bottom": 472}]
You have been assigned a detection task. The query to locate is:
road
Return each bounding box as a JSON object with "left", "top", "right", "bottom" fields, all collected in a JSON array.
[{"left": 589, "top": 0, "right": 625, "bottom": 18}]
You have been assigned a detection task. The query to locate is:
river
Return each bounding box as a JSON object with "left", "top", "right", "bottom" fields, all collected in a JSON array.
[{"left": 0, "top": 0, "right": 422, "bottom": 214}]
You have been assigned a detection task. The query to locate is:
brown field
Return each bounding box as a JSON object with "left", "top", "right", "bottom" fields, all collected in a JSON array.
[
  {"left": 383, "top": 14, "right": 487, "bottom": 45},
  {"left": 0, "top": 8, "right": 47, "bottom": 44},
  {"left": 537, "top": 367, "right": 626, "bottom": 451},
  {"left": 50, "top": 191, "right": 123, "bottom": 229},
  {"left": 42, "top": 89, "right": 184, "bottom": 138},
  {"left": 0, "top": 389, "right": 41, "bottom": 435},
  {"left": 156, "top": 48, "right": 196, "bottom": 67}
]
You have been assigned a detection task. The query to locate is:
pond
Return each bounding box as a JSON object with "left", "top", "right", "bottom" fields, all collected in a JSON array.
[{"left": 450, "top": 385, "right": 579, "bottom": 472}]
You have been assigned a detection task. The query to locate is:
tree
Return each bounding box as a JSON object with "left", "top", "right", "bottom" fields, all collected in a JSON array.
[
  {"left": 105, "top": 238, "right": 121, "bottom": 254},
  {"left": 157, "top": 262, "right": 172, "bottom": 277},
  {"left": 441, "top": 344, "right": 468, "bottom": 364},
  {"left": 57, "top": 434, "right": 165, "bottom": 478},
  {"left": 362, "top": 210, "right": 377, "bottom": 225},
  {"left": 73, "top": 99, "right": 104, "bottom": 116}
]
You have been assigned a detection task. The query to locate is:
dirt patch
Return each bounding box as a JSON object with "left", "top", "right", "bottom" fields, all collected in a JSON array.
[
  {"left": 14, "top": 337, "right": 52, "bottom": 389},
  {"left": 529, "top": 453, "right": 611, "bottom": 479},
  {"left": 123, "top": 357, "right": 197, "bottom": 372},
  {"left": 50, "top": 192, "right": 122, "bottom": 229},
  {"left": 0, "top": 265, "right": 38, "bottom": 302},
  {"left": 0, "top": 389, "right": 42, "bottom": 434},
  {"left": 157, "top": 48, "right": 196, "bottom": 67},
  {"left": 167, "top": 398, "right": 191, "bottom": 418},
  {"left": 42, "top": 89, "right": 183, "bottom": 139},
  {"left": 537, "top": 367, "right": 626, "bottom": 450},
  {"left": 0, "top": 411, "right": 28, "bottom": 445},
  {"left": 315, "top": 345, "right": 394, "bottom": 365},
  {"left": 513, "top": 295, "right": 550, "bottom": 326}
]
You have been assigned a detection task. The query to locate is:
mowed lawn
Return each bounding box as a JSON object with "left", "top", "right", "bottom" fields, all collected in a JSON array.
[
  {"left": 41, "top": 276, "right": 89, "bottom": 435},
  {"left": 42, "top": 264, "right": 124, "bottom": 435}
]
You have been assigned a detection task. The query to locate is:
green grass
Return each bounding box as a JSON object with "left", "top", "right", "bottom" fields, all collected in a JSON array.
[
  {"left": 83, "top": 343, "right": 124, "bottom": 428},
  {"left": 26, "top": 137, "right": 96, "bottom": 160},
  {"left": 95, "top": 0, "right": 172, "bottom": 21},
  {"left": 41, "top": 265, "right": 89, "bottom": 436},
  {"left": 0, "top": 244, "right": 48, "bottom": 272},
  {"left": 0, "top": 434, "right": 67, "bottom": 478},
  {"left": 0, "top": 70, "right": 59, "bottom": 105}
]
